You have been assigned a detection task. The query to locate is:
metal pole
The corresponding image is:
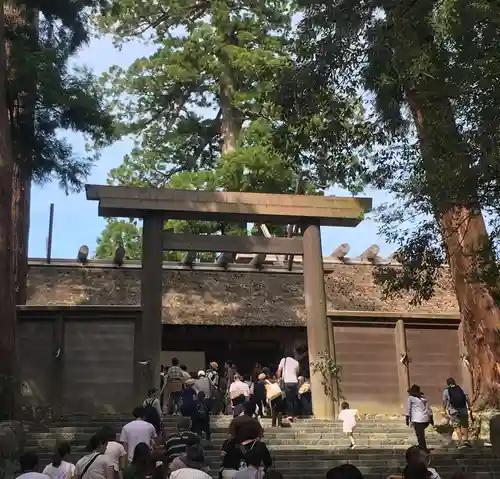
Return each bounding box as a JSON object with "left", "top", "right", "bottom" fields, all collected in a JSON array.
[{"left": 46, "top": 203, "right": 54, "bottom": 264}]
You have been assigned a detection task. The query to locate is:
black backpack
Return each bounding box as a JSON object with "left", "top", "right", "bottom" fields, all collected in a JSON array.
[
  {"left": 144, "top": 398, "right": 161, "bottom": 429},
  {"left": 195, "top": 401, "right": 209, "bottom": 419},
  {"left": 448, "top": 386, "right": 467, "bottom": 409}
]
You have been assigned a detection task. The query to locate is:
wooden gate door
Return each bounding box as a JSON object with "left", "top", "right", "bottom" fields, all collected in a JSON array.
[{"left": 405, "top": 325, "right": 461, "bottom": 408}]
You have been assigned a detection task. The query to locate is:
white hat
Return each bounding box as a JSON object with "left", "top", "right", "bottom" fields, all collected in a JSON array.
[{"left": 198, "top": 370, "right": 206, "bottom": 377}]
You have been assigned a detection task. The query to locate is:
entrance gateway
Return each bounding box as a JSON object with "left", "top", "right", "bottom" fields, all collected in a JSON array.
[{"left": 86, "top": 185, "right": 372, "bottom": 418}]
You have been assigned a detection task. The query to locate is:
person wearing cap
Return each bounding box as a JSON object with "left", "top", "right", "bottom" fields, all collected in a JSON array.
[{"left": 194, "top": 370, "right": 213, "bottom": 401}]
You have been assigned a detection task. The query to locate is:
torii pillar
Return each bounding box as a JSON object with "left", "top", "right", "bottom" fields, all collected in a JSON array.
[{"left": 302, "top": 221, "right": 334, "bottom": 419}]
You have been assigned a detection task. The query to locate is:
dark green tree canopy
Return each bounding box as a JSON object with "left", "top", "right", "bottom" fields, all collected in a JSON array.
[
  {"left": 276, "top": 0, "right": 500, "bottom": 302},
  {"left": 7, "top": 0, "right": 115, "bottom": 192}
]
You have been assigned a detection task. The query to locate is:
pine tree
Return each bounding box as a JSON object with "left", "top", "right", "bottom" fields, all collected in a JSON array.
[
  {"left": 278, "top": 0, "right": 500, "bottom": 406},
  {"left": 94, "top": 0, "right": 318, "bottom": 256}
]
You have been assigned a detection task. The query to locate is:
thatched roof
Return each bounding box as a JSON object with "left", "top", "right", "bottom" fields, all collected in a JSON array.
[{"left": 26, "top": 263, "right": 458, "bottom": 326}]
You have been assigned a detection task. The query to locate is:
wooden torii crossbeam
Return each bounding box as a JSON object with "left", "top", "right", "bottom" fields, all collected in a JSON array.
[{"left": 86, "top": 185, "right": 372, "bottom": 418}]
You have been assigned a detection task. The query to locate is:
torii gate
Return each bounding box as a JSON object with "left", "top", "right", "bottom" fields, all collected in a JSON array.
[{"left": 86, "top": 185, "right": 372, "bottom": 418}]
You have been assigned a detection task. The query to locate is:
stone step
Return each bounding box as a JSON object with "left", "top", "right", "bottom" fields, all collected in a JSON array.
[
  {"left": 27, "top": 431, "right": 448, "bottom": 441},
  {"left": 29, "top": 444, "right": 497, "bottom": 457},
  {"left": 41, "top": 423, "right": 451, "bottom": 434},
  {"left": 53, "top": 415, "right": 406, "bottom": 422},
  {"left": 32, "top": 448, "right": 500, "bottom": 462},
  {"left": 25, "top": 417, "right": 497, "bottom": 479},
  {"left": 30, "top": 449, "right": 500, "bottom": 479}
]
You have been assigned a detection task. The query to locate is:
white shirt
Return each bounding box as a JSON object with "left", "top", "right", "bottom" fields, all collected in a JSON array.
[
  {"left": 338, "top": 408, "right": 358, "bottom": 432},
  {"left": 42, "top": 461, "right": 75, "bottom": 479},
  {"left": 278, "top": 357, "right": 299, "bottom": 384},
  {"left": 169, "top": 468, "right": 212, "bottom": 479},
  {"left": 229, "top": 380, "right": 250, "bottom": 399},
  {"left": 104, "top": 441, "right": 126, "bottom": 471},
  {"left": 17, "top": 473, "right": 51, "bottom": 479},
  {"left": 74, "top": 453, "right": 113, "bottom": 479},
  {"left": 119, "top": 419, "right": 156, "bottom": 461}
]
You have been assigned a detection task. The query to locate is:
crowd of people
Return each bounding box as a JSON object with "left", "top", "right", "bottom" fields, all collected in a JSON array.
[
  {"left": 157, "top": 353, "right": 312, "bottom": 427},
  {"left": 14, "top": 352, "right": 480, "bottom": 479},
  {"left": 15, "top": 429, "right": 468, "bottom": 479}
]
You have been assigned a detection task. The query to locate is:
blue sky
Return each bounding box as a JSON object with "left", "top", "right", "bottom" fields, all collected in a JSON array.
[{"left": 28, "top": 36, "right": 395, "bottom": 260}]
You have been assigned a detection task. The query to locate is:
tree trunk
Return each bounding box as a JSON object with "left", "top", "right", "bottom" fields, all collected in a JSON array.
[
  {"left": 12, "top": 163, "right": 31, "bottom": 304},
  {"left": 405, "top": 86, "right": 500, "bottom": 408},
  {"left": 5, "top": 0, "right": 37, "bottom": 305},
  {"left": 0, "top": 0, "right": 19, "bottom": 420},
  {"left": 219, "top": 28, "right": 245, "bottom": 234},
  {"left": 220, "top": 68, "right": 241, "bottom": 154}
]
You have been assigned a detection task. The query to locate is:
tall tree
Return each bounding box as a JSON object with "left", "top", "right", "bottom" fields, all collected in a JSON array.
[
  {"left": 5, "top": 0, "right": 114, "bottom": 304},
  {"left": 279, "top": 0, "right": 500, "bottom": 406},
  {"left": 95, "top": 0, "right": 322, "bottom": 255},
  {"left": 100, "top": 0, "right": 293, "bottom": 171},
  {"left": 0, "top": 0, "right": 18, "bottom": 420}
]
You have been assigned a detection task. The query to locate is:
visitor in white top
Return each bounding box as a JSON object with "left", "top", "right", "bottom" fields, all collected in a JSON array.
[
  {"left": 338, "top": 401, "right": 361, "bottom": 449},
  {"left": 277, "top": 349, "right": 300, "bottom": 421},
  {"left": 74, "top": 434, "right": 114, "bottom": 479},
  {"left": 169, "top": 468, "right": 212, "bottom": 479},
  {"left": 16, "top": 451, "right": 51, "bottom": 479},
  {"left": 101, "top": 427, "right": 127, "bottom": 476},
  {"left": 229, "top": 374, "right": 250, "bottom": 417},
  {"left": 120, "top": 406, "right": 157, "bottom": 462},
  {"left": 42, "top": 442, "right": 75, "bottom": 479}
]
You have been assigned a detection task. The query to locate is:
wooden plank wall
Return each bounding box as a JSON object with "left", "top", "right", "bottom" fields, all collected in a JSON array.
[
  {"left": 18, "top": 319, "right": 55, "bottom": 406},
  {"left": 333, "top": 324, "right": 400, "bottom": 413},
  {"left": 329, "top": 316, "right": 462, "bottom": 414},
  {"left": 18, "top": 308, "right": 463, "bottom": 416},
  {"left": 406, "top": 325, "right": 461, "bottom": 407},
  {"left": 18, "top": 308, "right": 139, "bottom": 415},
  {"left": 63, "top": 320, "right": 135, "bottom": 414}
]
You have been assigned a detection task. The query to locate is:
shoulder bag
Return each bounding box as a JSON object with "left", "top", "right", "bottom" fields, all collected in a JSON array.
[{"left": 80, "top": 453, "right": 101, "bottom": 479}]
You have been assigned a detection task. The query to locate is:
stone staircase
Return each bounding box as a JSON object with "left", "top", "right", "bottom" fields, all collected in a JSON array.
[{"left": 25, "top": 415, "right": 500, "bottom": 479}]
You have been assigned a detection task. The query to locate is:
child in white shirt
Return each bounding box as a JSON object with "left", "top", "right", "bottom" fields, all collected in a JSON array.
[{"left": 338, "top": 401, "right": 361, "bottom": 449}]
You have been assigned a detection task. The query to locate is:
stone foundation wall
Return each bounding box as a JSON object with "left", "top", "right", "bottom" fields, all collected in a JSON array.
[{"left": 0, "top": 421, "right": 24, "bottom": 479}]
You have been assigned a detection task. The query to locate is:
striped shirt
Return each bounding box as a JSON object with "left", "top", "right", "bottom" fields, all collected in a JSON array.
[{"left": 164, "top": 430, "right": 200, "bottom": 463}]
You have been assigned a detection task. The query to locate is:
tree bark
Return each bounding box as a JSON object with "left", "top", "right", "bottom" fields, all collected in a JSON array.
[
  {"left": 219, "top": 27, "right": 245, "bottom": 234},
  {"left": 12, "top": 163, "right": 31, "bottom": 304},
  {"left": 220, "top": 68, "right": 241, "bottom": 154},
  {"left": 405, "top": 87, "right": 500, "bottom": 408},
  {"left": 386, "top": 0, "right": 500, "bottom": 408},
  {"left": 5, "top": 0, "right": 37, "bottom": 305},
  {"left": 0, "top": 0, "right": 19, "bottom": 420}
]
